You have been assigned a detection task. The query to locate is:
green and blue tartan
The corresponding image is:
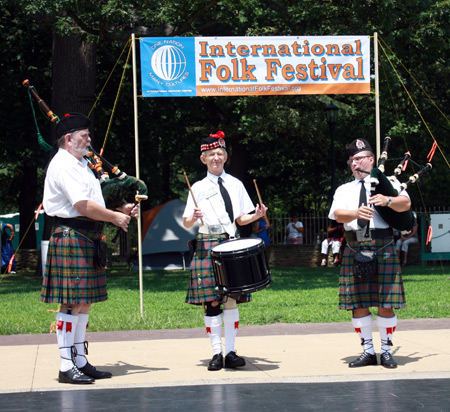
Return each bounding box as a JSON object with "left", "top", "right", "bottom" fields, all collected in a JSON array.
[
  {"left": 40, "top": 225, "right": 107, "bottom": 304},
  {"left": 339, "top": 237, "right": 406, "bottom": 310},
  {"left": 185, "top": 233, "right": 251, "bottom": 305}
]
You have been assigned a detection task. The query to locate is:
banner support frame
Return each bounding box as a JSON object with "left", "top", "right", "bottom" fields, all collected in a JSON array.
[
  {"left": 374, "top": 32, "right": 381, "bottom": 160},
  {"left": 132, "top": 33, "right": 145, "bottom": 318}
]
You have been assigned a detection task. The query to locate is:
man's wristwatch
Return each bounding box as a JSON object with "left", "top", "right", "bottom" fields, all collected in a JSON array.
[{"left": 386, "top": 197, "right": 392, "bottom": 207}]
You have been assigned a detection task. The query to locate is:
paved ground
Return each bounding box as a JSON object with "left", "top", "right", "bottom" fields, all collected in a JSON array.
[{"left": 1, "top": 319, "right": 450, "bottom": 411}]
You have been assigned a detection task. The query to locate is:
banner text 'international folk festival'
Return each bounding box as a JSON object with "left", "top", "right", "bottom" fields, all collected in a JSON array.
[{"left": 140, "top": 36, "right": 370, "bottom": 97}]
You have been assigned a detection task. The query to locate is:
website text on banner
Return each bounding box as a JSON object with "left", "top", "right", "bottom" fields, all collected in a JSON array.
[{"left": 140, "top": 36, "right": 371, "bottom": 98}]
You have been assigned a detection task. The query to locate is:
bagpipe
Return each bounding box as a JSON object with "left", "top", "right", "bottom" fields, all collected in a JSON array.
[
  {"left": 22, "top": 79, "right": 148, "bottom": 211},
  {"left": 358, "top": 136, "right": 432, "bottom": 231},
  {"left": 84, "top": 146, "right": 148, "bottom": 210}
]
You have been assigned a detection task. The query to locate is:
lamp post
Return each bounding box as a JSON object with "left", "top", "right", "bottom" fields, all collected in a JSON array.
[{"left": 325, "top": 103, "right": 339, "bottom": 195}]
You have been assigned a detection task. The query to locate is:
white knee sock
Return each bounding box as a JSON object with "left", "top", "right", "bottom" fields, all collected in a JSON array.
[
  {"left": 352, "top": 314, "right": 375, "bottom": 355},
  {"left": 205, "top": 314, "right": 222, "bottom": 355},
  {"left": 377, "top": 314, "right": 397, "bottom": 355},
  {"left": 74, "top": 313, "right": 89, "bottom": 368},
  {"left": 223, "top": 308, "right": 239, "bottom": 356},
  {"left": 56, "top": 312, "right": 78, "bottom": 372}
]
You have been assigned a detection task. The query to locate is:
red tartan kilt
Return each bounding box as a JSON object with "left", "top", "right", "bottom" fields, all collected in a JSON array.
[
  {"left": 40, "top": 226, "right": 107, "bottom": 304},
  {"left": 186, "top": 233, "right": 251, "bottom": 305},
  {"left": 338, "top": 238, "right": 406, "bottom": 310}
]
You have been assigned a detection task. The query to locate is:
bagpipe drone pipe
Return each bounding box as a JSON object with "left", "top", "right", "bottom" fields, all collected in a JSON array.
[
  {"left": 22, "top": 79, "right": 148, "bottom": 209},
  {"left": 357, "top": 136, "right": 432, "bottom": 231},
  {"left": 84, "top": 146, "right": 148, "bottom": 210}
]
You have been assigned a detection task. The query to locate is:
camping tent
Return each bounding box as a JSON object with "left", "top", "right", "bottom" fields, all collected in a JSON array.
[{"left": 138, "top": 199, "right": 197, "bottom": 270}]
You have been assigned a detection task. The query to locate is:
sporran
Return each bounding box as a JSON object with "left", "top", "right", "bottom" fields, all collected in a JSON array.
[{"left": 353, "top": 250, "right": 377, "bottom": 280}]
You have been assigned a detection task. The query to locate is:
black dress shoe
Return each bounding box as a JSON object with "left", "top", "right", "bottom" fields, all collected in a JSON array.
[
  {"left": 380, "top": 352, "right": 398, "bottom": 369},
  {"left": 58, "top": 366, "right": 94, "bottom": 384},
  {"left": 225, "top": 351, "right": 246, "bottom": 368},
  {"left": 79, "top": 362, "right": 112, "bottom": 379},
  {"left": 208, "top": 353, "right": 223, "bottom": 371},
  {"left": 349, "top": 352, "right": 377, "bottom": 368}
]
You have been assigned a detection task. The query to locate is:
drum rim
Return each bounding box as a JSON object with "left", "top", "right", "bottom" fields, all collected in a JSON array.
[{"left": 211, "top": 237, "right": 264, "bottom": 253}]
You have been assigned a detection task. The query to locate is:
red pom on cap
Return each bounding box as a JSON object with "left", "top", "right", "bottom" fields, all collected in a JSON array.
[{"left": 209, "top": 131, "right": 225, "bottom": 139}]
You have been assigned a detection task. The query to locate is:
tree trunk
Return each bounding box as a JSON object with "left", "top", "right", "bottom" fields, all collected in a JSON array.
[
  {"left": 42, "top": 34, "right": 98, "bottom": 241},
  {"left": 51, "top": 34, "right": 97, "bottom": 136}
]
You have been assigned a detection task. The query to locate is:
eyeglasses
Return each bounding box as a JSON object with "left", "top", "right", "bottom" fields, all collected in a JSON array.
[
  {"left": 347, "top": 155, "right": 371, "bottom": 166},
  {"left": 204, "top": 151, "right": 226, "bottom": 159}
]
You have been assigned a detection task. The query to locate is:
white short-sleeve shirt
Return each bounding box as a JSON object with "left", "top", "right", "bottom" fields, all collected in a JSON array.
[
  {"left": 286, "top": 221, "right": 303, "bottom": 239},
  {"left": 328, "top": 175, "right": 410, "bottom": 231},
  {"left": 183, "top": 171, "right": 254, "bottom": 227},
  {"left": 43, "top": 148, "right": 105, "bottom": 218}
]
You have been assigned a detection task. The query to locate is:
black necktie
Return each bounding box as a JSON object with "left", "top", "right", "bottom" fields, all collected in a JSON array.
[
  {"left": 218, "top": 177, "right": 234, "bottom": 223},
  {"left": 358, "top": 180, "right": 368, "bottom": 228}
]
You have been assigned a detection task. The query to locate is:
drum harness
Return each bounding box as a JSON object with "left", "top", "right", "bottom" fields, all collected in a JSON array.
[{"left": 199, "top": 185, "right": 237, "bottom": 238}]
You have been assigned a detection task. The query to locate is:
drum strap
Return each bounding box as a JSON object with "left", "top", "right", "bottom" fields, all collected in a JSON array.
[
  {"left": 198, "top": 222, "right": 237, "bottom": 236},
  {"left": 224, "top": 223, "right": 237, "bottom": 238},
  {"left": 204, "top": 182, "right": 236, "bottom": 237}
]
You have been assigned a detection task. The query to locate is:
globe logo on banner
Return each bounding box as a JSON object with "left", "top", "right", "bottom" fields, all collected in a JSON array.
[{"left": 151, "top": 45, "right": 187, "bottom": 81}]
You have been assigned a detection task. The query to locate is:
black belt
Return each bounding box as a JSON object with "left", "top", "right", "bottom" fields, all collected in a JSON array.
[
  {"left": 54, "top": 217, "right": 104, "bottom": 232},
  {"left": 345, "top": 228, "right": 393, "bottom": 241}
]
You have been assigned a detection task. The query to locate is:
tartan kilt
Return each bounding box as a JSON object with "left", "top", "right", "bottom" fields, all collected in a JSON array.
[
  {"left": 339, "top": 237, "right": 406, "bottom": 311},
  {"left": 40, "top": 226, "right": 107, "bottom": 304},
  {"left": 185, "top": 233, "right": 252, "bottom": 305}
]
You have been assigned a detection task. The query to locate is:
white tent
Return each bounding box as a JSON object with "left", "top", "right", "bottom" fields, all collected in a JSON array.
[{"left": 137, "top": 199, "right": 197, "bottom": 270}]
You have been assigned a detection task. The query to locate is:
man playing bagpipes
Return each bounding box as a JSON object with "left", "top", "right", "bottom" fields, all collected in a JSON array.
[
  {"left": 183, "top": 131, "right": 268, "bottom": 371},
  {"left": 40, "top": 113, "right": 140, "bottom": 384},
  {"left": 329, "top": 138, "right": 411, "bottom": 369}
]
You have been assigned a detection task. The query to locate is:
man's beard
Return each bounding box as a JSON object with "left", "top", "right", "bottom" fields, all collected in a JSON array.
[{"left": 73, "top": 140, "right": 89, "bottom": 156}]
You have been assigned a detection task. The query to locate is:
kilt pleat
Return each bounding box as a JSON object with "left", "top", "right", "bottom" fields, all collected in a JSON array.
[
  {"left": 186, "top": 233, "right": 251, "bottom": 305},
  {"left": 339, "top": 238, "right": 406, "bottom": 311},
  {"left": 40, "top": 226, "right": 107, "bottom": 304}
]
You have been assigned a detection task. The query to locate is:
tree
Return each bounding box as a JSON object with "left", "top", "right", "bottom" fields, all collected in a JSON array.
[
  {"left": 0, "top": 0, "right": 449, "bottom": 251},
  {"left": 0, "top": 1, "right": 53, "bottom": 247}
]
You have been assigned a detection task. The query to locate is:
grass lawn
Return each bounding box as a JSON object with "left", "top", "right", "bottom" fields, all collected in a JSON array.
[{"left": 0, "top": 265, "right": 449, "bottom": 335}]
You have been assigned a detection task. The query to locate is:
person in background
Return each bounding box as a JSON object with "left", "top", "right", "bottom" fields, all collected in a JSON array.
[
  {"left": 285, "top": 215, "right": 304, "bottom": 244},
  {"left": 396, "top": 219, "right": 419, "bottom": 266},
  {"left": 1, "top": 223, "right": 16, "bottom": 273},
  {"left": 254, "top": 217, "right": 270, "bottom": 244},
  {"left": 183, "top": 130, "right": 268, "bottom": 371},
  {"left": 320, "top": 220, "right": 344, "bottom": 267}
]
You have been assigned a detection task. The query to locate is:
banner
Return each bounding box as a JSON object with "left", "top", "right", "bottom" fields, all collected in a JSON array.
[{"left": 140, "top": 36, "right": 370, "bottom": 97}]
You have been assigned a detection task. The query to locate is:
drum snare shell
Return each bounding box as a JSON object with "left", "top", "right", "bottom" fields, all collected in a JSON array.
[{"left": 211, "top": 238, "right": 272, "bottom": 296}]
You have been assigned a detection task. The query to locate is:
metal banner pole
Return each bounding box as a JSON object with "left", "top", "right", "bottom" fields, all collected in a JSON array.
[
  {"left": 132, "top": 33, "right": 144, "bottom": 318},
  {"left": 374, "top": 32, "right": 381, "bottom": 160}
]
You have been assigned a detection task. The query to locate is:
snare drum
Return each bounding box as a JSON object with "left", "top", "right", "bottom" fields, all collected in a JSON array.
[{"left": 210, "top": 237, "right": 272, "bottom": 296}]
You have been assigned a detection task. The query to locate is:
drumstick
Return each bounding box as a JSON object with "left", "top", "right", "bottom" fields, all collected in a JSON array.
[
  {"left": 183, "top": 171, "right": 204, "bottom": 226},
  {"left": 253, "top": 179, "right": 270, "bottom": 226}
]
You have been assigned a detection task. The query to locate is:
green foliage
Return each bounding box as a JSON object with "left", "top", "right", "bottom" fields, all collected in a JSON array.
[{"left": 0, "top": 0, "right": 449, "bottom": 218}]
